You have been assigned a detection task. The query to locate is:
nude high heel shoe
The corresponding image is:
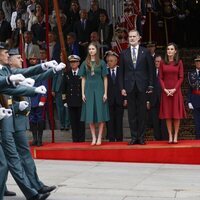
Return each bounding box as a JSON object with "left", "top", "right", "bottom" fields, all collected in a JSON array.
[{"left": 96, "top": 137, "right": 102, "bottom": 146}]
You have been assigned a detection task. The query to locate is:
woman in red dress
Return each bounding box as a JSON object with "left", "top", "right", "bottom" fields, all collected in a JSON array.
[{"left": 159, "top": 43, "right": 186, "bottom": 144}]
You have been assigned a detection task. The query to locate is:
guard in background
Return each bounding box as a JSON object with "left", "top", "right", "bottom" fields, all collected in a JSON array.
[
  {"left": 188, "top": 55, "right": 200, "bottom": 139},
  {"left": 105, "top": 51, "right": 126, "bottom": 142},
  {"left": 28, "top": 53, "right": 48, "bottom": 146},
  {"left": 147, "top": 54, "right": 168, "bottom": 140},
  {"left": 52, "top": 53, "right": 70, "bottom": 131},
  {"left": 62, "top": 55, "right": 85, "bottom": 142}
]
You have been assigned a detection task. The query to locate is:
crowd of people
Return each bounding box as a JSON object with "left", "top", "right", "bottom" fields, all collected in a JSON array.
[{"left": 0, "top": 0, "right": 200, "bottom": 199}]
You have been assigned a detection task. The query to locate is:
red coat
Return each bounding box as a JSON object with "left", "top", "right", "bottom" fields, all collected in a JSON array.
[{"left": 159, "top": 60, "right": 186, "bottom": 119}]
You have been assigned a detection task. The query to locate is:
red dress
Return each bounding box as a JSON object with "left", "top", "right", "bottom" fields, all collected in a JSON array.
[{"left": 159, "top": 60, "right": 186, "bottom": 119}]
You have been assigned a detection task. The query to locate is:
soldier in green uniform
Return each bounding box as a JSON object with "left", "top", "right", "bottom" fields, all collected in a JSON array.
[
  {"left": 0, "top": 43, "right": 63, "bottom": 200},
  {"left": 0, "top": 73, "right": 28, "bottom": 200},
  {"left": 6, "top": 48, "right": 65, "bottom": 194}
]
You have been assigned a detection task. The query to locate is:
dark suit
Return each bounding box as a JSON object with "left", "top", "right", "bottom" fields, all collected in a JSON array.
[
  {"left": 63, "top": 70, "right": 85, "bottom": 142},
  {"left": 73, "top": 19, "right": 92, "bottom": 59},
  {"left": 66, "top": 41, "right": 80, "bottom": 56},
  {"left": 107, "top": 67, "right": 124, "bottom": 141},
  {"left": 148, "top": 67, "right": 167, "bottom": 140},
  {"left": 119, "top": 45, "right": 154, "bottom": 143},
  {"left": 0, "top": 20, "right": 12, "bottom": 42},
  {"left": 31, "top": 21, "right": 51, "bottom": 44}
]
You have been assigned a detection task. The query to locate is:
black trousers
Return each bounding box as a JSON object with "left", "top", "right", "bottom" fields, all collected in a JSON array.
[
  {"left": 127, "top": 85, "right": 147, "bottom": 141},
  {"left": 106, "top": 104, "right": 124, "bottom": 142},
  {"left": 68, "top": 106, "right": 85, "bottom": 142},
  {"left": 149, "top": 103, "right": 168, "bottom": 141}
]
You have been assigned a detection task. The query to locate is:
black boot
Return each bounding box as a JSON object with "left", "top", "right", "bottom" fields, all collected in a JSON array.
[
  {"left": 30, "top": 122, "right": 38, "bottom": 146},
  {"left": 4, "top": 190, "right": 16, "bottom": 196},
  {"left": 37, "top": 121, "right": 44, "bottom": 146}
]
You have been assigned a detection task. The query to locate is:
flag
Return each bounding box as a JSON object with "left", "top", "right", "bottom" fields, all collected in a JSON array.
[{"left": 19, "top": 29, "right": 27, "bottom": 68}]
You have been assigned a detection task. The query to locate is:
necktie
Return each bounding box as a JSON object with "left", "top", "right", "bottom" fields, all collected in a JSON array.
[
  {"left": 197, "top": 70, "right": 200, "bottom": 79},
  {"left": 73, "top": 71, "right": 76, "bottom": 76},
  {"left": 132, "top": 47, "right": 136, "bottom": 69},
  {"left": 156, "top": 69, "right": 159, "bottom": 77},
  {"left": 81, "top": 20, "right": 85, "bottom": 30},
  {"left": 111, "top": 69, "right": 116, "bottom": 83}
]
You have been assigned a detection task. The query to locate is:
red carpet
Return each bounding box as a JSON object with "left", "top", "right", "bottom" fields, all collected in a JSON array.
[{"left": 31, "top": 140, "right": 200, "bottom": 164}]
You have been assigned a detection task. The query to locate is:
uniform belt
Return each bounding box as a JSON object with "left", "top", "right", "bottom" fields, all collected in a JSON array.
[
  {"left": 15, "top": 110, "right": 30, "bottom": 116},
  {"left": 192, "top": 90, "right": 200, "bottom": 95}
]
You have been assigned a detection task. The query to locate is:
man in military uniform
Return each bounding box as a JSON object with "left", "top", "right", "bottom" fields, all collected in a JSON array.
[
  {"left": 0, "top": 72, "right": 28, "bottom": 199},
  {"left": 62, "top": 55, "right": 85, "bottom": 142},
  {"left": 112, "top": 27, "right": 129, "bottom": 55},
  {"left": 28, "top": 52, "right": 48, "bottom": 147},
  {"left": 52, "top": 53, "right": 70, "bottom": 131},
  {"left": 0, "top": 105, "right": 12, "bottom": 200},
  {"left": 6, "top": 48, "right": 66, "bottom": 197},
  {"left": 0, "top": 43, "right": 63, "bottom": 200},
  {"left": 188, "top": 55, "right": 200, "bottom": 139}
]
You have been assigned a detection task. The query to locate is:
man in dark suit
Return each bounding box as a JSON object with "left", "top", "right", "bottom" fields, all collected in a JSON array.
[
  {"left": 119, "top": 29, "right": 154, "bottom": 145},
  {"left": 0, "top": 9, "right": 12, "bottom": 42},
  {"left": 106, "top": 51, "right": 126, "bottom": 142},
  {"left": 73, "top": 9, "right": 92, "bottom": 59},
  {"left": 147, "top": 55, "right": 168, "bottom": 140},
  {"left": 66, "top": 32, "right": 80, "bottom": 56},
  {"left": 62, "top": 55, "right": 85, "bottom": 142}
]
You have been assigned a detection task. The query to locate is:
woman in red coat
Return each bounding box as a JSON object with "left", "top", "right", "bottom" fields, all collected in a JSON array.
[{"left": 159, "top": 43, "right": 186, "bottom": 144}]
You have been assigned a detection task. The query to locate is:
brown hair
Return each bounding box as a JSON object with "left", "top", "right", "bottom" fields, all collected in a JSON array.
[
  {"left": 164, "top": 42, "right": 179, "bottom": 65},
  {"left": 85, "top": 42, "right": 100, "bottom": 70}
]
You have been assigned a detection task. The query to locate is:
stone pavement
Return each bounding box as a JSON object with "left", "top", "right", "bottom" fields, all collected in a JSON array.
[{"left": 5, "top": 160, "right": 200, "bottom": 200}]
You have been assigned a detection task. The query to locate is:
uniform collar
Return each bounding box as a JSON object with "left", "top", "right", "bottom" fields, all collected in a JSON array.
[{"left": 72, "top": 69, "right": 79, "bottom": 75}]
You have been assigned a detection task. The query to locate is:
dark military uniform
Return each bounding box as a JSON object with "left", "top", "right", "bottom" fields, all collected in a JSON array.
[
  {"left": 52, "top": 70, "right": 70, "bottom": 130},
  {"left": 188, "top": 68, "right": 200, "bottom": 139},
  {"left": 63, "top": 69, "right": 85, "bottom": 142}
]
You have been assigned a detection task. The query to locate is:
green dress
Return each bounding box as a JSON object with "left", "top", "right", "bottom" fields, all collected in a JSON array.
[{"left": 78, "top": 59, "right": 110, "bottom": 123}]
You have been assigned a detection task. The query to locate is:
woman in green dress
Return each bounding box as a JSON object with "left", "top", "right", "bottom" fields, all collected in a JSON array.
[{"left": 78, "top": 42, "right": 110, "bottom": 145}]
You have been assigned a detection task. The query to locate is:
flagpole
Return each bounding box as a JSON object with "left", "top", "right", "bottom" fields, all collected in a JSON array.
[
  {"left": 53, "top": 0, "right": 67, "bottom": 64},
  {"left": 45, "top": 0, "right": 55, "bottom": 143}
]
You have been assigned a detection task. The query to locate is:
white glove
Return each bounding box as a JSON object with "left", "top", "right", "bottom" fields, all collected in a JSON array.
[
  {"left": 64, "top": 103, "right": 68, "bottom": 107},
  {"left": 38, "top": 102, "right": 45, "bottom": 107},
  {"left": 9, "top": 74, "right": 25, "bottom": 83},
  {"left": 5, "top": 109, "right": 12, "bottom": 118},
  {"left": 41, "top": 60, "right": 58, "bottom": 70},
  {"left": 0, "top": 107, "right": 6, "bottom": 120},
  {"left": 188, "top": 103, "right": 194, "bottom": 110},
  {"left": 19, "top": 101, "right": 29, "bottom": 111},
  {"left": 19, "top": 78, "right": 35, "bottom": 87},
  {"left": 53, "top": 62, "right": 66, "bottom": 72},
  {"left": 35, "top": 86, "right": 47, "bottom": 94}
]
